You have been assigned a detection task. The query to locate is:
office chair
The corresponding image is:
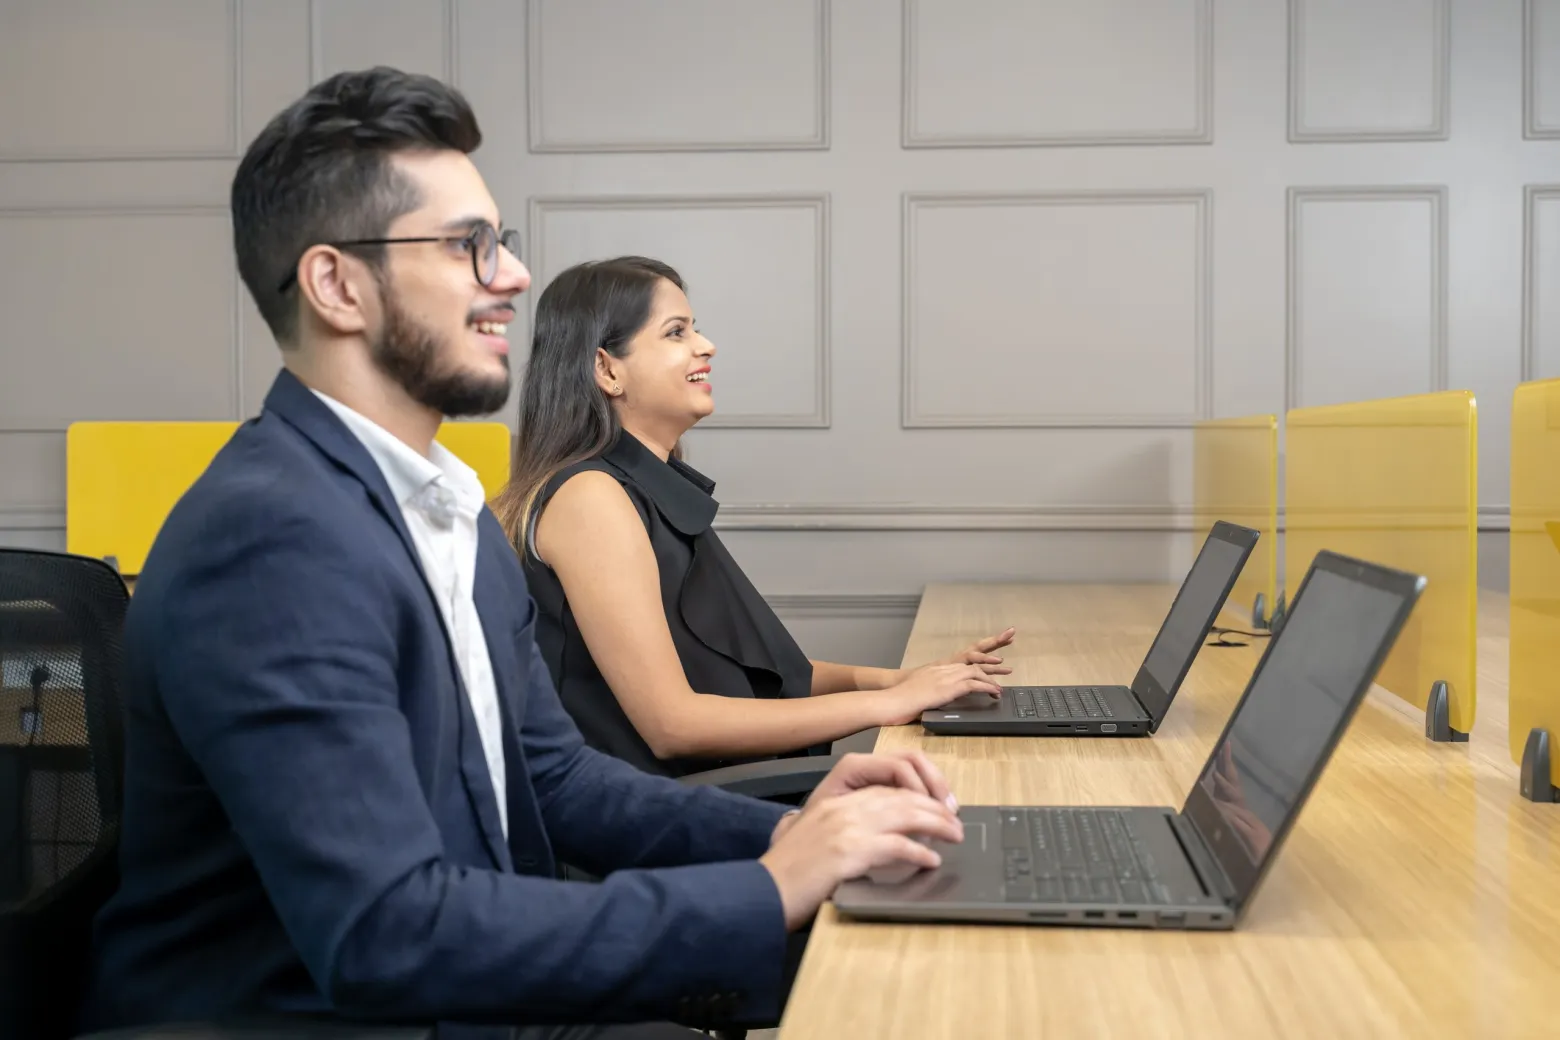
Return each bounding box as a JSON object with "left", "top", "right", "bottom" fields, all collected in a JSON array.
[{"left": 0, "top": 548, "right": 430, "bottom": 1040}]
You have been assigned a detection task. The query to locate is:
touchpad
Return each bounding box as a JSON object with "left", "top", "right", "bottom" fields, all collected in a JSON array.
[{"left": 939, "top": 691, "right": 1005, "bottom": 713}]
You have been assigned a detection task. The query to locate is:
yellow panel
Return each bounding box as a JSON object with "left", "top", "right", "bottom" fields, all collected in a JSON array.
[
  {"left": 1284, "top": 391, "right": 1477, "bottom": 734},
  {"left": 67, "top": 419, "right": 514, "bottom": 576},
  {"left": 1193, "top": 415, "right": 1279, "bottom": 627},
  {"left": 433, "top": 422, "right": 512, "bottom": 502},
  {"left": 66, "top": 421, "right": 239, "bottom": 576},
  {"left": 1509, "top": 378, "right": 1560, "bottom": 786}
]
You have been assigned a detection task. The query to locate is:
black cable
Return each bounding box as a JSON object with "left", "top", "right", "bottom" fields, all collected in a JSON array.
[{"left": 1210, "top": 625, "right": 1272, "bottom": 639}]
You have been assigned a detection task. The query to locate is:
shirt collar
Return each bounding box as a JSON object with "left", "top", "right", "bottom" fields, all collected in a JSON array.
[
  {"left": 310, "top": 389, "right": 486, "bottom": 519},
  {"left": 602, "top": 431, "right": 719, "bottom": 536}
]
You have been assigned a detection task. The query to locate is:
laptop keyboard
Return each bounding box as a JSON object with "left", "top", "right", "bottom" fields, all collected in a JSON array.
[
  {"left": 1011, "top": 686, "right": 1115, "bottom": 719},
  {"left": 1000, "top": 808, "right": 1172, "bottom": 905}
]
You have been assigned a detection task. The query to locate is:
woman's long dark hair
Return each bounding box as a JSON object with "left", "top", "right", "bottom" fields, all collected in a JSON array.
[{"left": 495, "top": 255, "right": 685, "bottom": 555}]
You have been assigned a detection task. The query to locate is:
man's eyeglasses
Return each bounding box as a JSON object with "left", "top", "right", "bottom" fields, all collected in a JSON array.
[{"left": 276, "top": 222, "right": 521, "bottom": 294}]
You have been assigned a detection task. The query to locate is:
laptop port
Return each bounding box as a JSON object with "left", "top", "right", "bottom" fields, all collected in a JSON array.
[
  {"left": 1046, "top": 723, "right": 1070, "bottom": 730},
  {"left": 1160, "top": 912, "right": 1185, "bottom": 924},
  {"left": 1100, "top": 723, "right": 1117, "bottom": 733},
  {"left": 1084, "top": 911, "right": 1105, "bottom": 919},
  {"left": 1027, "top": 911, "right": 1066, "bottom": 919},
  {"left": 1074, "top": 726, "right": 1089, "bottom": 732},
  {"left": 1119, "top": 911, "right": 1138, "bottom": 919}
]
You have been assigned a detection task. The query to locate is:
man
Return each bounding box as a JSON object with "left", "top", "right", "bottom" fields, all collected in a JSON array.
[{"left": 81, "top": 67, "right": 963, "bottom": 1040}]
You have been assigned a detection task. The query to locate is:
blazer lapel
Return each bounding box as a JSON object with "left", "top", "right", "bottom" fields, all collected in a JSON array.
[{"left": 261, "top": 370, "right": 513, "bottom": 871}]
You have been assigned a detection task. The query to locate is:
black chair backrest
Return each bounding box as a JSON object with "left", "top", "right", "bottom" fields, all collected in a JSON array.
[{"left": 0, "top": 549, "right": 129, "bottom": 1040}]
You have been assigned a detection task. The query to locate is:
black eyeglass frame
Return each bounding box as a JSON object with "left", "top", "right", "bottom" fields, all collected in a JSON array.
[{"left": 276, "top": 223, "right": 521, "bottom": 294}]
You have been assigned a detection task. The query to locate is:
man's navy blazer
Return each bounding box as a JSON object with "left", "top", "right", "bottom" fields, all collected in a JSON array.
[{"left": 82, "top": 370, "right": 792, "bottom": 1034}]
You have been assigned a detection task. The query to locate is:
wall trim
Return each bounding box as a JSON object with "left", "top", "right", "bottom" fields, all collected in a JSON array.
[
  {"left": 1522, "top": 184, "right": 1560, "bottom": 380},
  {"left": 717, "top": 504, "right": 1200, "bottom": 532},
  {"left": 2, "top": 506, "right": 1512, "bottom": 537},
  {"left": 1525, "top": 0, "right": 1560, "bottom": 139},
  {"left": 0, "top": 507, "right": 65, "bottom": 532},
  {"left": 528, "top": 193, "right": 831, "bottom": 427},
  {"left": 901, "top": 0, "right": 1213, "bottom": 148},
  {"left": 766, "top": 593, "right": 922, "bottom": 619},
  {"left": 526, "top": 0, "right": 830, "bottom": 153},
  {"left": 1285, "top": 186, "right": 1449, "bottom": 411},
  {"left": 0, "top": 0, "right": 243, "bottom": 163},
  {"left": 717, "top": 503, "right": 1513, "bottom": 533},
  {"left": 901, "top": 189, "right": 1212, "bottom": 428},
  {"left": 1288, "top": 0, "right": 1450, "bottom": 142}
]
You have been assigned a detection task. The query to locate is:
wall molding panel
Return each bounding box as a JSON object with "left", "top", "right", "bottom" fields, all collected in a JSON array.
[
  {"left": 1288, "top": 0, "right": 1450, "bottom": 142},
  {"left": 902, "top": 0, "right": 1213, "bottom": 148},
  {"left": 1522, "top": 184, "right": 1560, "bottom": 380},
  {"left": 0, "top": 0, "right": 243, "bottom": 163},
  {"left": 526, "top": 0, "right": 829, "bottom": 152},
  {"left": 0, "top": 203, "right": 244, "bottom": 432},
  {"left": 1285, "top": 185, "right": 1449, "bottom": 411},
  {"left": 528, "top": 193, "right": 831, "bottom": 427},
  {"left": 901, "top": 190, "right": 1212, "bottom": 429},
  {"left": 1526, "top": 0, "right": 1560, "bottom": 139}
]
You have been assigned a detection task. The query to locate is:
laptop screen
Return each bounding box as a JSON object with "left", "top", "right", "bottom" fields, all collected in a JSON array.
[
  {"left": 1182, "top": 556, "right": 1421, "bottom": 910},
  {"left": 1131, "top": 524, "right": 1255, "bottom": 722}
]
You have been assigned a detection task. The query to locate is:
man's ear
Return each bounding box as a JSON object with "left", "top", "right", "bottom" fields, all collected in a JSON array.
[{"left": 295, "top": 246, "right": 371, "bottom": 335}]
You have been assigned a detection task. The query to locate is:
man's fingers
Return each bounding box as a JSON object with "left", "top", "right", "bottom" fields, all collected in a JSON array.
[
  {"left": 876, "top": 834, "right": 943, "bottom": 871},
  {"left": 891, "top": 750, "right": 955, "bottom": 810}
]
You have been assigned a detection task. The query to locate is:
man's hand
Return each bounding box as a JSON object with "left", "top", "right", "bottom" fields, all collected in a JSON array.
[
  {"left": 769, "top": 748, "right": 962, "bottom": 844},
  {"left": 759, "top": 785, "right": 963, "bottom": 930},
  {"left": 810, "top": 749, "right": 960, "bottom": 811}
]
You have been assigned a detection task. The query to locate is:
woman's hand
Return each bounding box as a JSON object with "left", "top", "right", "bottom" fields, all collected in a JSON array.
[
  {"left": 876, "top": 663, "right": 1004, "bottom": 726},
  {"left": 892, "top": 627, "right": 1016, "bottom": 687}
]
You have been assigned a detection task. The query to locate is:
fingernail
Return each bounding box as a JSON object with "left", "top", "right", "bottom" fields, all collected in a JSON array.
[{"left": 945, "top": 793, "right": 959, "bottom": 812}]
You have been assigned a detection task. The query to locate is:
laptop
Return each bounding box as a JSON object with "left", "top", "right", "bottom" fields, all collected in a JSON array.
[
  {"left": 835, "top": 549, "right": 1425, "bottom": 930},
  {"left": 922, "top": 520, "right": 1260, "bottom": 738}
]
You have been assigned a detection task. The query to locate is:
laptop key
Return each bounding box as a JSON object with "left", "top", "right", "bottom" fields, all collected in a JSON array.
[
  {"left": 1034, "top": 878, "right": 1064, "bottom": 902},
  {"left": 1063, "top": 876, "right": 1091, "bottom": 901},
  {"left": 1001, "top": 811, "right": 1028, "bottom": 849},
  {"left": 1091, "top": 878, "right": 1121, "bottom": 903},
  {"left": 1118, "top": 879, "right": 1149, "bottom": 905}
]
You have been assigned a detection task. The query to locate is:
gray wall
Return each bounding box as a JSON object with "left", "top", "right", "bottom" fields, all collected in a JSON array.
[{"left": 2, "top": 1, "right": 1551, "bottom": 664}]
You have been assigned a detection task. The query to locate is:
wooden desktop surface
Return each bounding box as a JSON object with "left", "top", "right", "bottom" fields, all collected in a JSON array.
[{"left": 777, "top": 584, "right": 1558, "bottom": 1039}]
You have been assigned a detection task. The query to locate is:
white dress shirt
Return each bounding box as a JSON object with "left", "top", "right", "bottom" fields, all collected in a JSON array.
[{"left": 312, "top": 390, "right": 508, "bottom": 837}]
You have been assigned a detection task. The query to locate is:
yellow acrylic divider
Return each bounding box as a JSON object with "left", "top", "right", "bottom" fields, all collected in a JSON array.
[
  {"left": 1284, "top": 390, "right": 1477, "bottom": 742},
  {"left": 67, "top": 419, "right": 512, "bottom": 576},
  {"left": 1193, "top": 415, "right": 1280, "bottom": 629},
  {"left": 1509, "top": 377, "right": 1560, "bottom": 801}
]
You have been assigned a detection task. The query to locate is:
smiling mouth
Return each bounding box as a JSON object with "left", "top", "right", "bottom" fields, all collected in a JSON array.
[
  {"left": 472, "top": 320, "right": 508, "bottom": 336},
  {"left": 687, "top": 372, "right": 709, "bottom": 383}
]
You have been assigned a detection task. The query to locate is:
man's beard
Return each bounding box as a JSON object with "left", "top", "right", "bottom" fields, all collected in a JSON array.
[{"left": 370, "top": 293, "right": 512, "bottom": 418}]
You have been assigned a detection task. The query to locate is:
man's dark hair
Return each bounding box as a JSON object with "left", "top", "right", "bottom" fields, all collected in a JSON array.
[{"left": 231, "top": 66, "right": 482, "bottom": 344}]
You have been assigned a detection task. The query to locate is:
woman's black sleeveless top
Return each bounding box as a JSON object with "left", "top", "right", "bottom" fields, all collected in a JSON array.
[{"left": 521, "top": 431, "right": 825, "bottom": 778}]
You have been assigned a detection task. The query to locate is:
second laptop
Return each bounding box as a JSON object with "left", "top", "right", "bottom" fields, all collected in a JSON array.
[{"left": 921, "top": 520, "right": 1260, "bottom": 738}]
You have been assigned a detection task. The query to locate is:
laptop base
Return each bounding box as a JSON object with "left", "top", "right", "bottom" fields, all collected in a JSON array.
[
  {"left": 833, "top": 806, "right": 1233, "bottom": 931},
  {"left": 922, "top": 685, "right": 1149, "bottom": 736}
]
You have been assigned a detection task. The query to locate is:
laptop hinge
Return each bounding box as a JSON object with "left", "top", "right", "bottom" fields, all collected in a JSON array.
[{"left": 1168, "top": 812, "right": 1238, "bottom": 906}]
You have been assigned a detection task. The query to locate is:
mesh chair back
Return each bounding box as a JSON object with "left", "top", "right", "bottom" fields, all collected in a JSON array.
[{"left": 0, "top": 549, "right": 129, "bottom": 1040}]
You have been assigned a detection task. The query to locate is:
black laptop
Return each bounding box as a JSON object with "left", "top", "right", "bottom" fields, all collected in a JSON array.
[
  {"left": 922, "top": 520, "right": 1259, "bottom": 738},
  {"left": 834, "top": 550, "right": 1425, "bottom": 930}
]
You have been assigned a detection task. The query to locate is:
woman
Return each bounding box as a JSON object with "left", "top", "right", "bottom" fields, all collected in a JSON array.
[{"left": 495, "top": 255, "right": 1014, "bottom": 777}]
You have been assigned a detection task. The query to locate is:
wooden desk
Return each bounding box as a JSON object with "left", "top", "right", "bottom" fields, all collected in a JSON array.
[{"left": 778, "top": 584, "right": 1559, "bottom": 1039}]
